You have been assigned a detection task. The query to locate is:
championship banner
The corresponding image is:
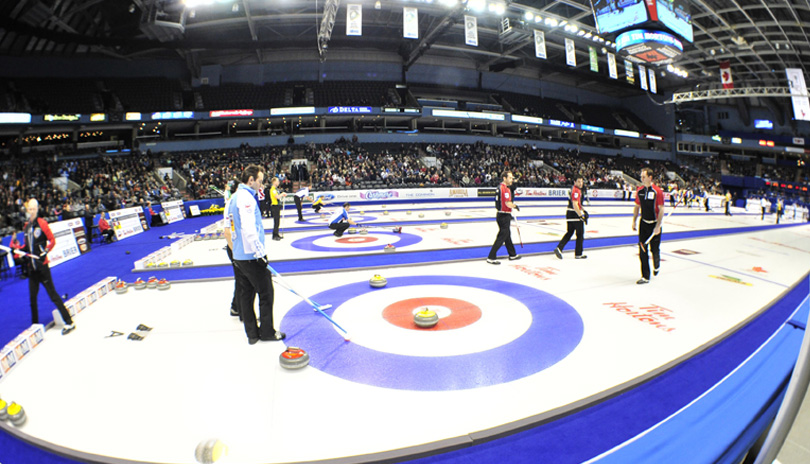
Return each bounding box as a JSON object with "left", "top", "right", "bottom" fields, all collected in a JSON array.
[
  {"left": 48, "top": 217, "right": 89, "bottom": 268},
  {"left": 639, "top": 64, "right": 648, "bottom": 90},
  {"left": 160, "top": 200, "right": 186, "bottom": 224},
  {"left": 347, "top": 4, "right": 362, "bottom": 36},
  {"left": 625, "top": 59, "right": 635, "bottom": 84},
  {"left": 464, "top": 15, "right": 478, "bottom": 46},
  {"left": 565, "top": 38, "right": 576, "bottom": 67},
  {"left": 607, "top": 53, "right": 617, "bottom": 79},
  {"left": 648, "top": 67, "right": 657, "bottom": 93},
  {"left": 786, "top": 68, "right": 810, "bottom": 121},
  {"left": 403, "top": 7, "right": 418, "bottom": 39},
  {"left": 534, "top": 30, "right": 547, "bottom": 59},
  {"left": 589, "top": 47, "right": 599, "bottom": 72},
  {"left": 109, "top": 206, "right": 149, "bottom": 241}
]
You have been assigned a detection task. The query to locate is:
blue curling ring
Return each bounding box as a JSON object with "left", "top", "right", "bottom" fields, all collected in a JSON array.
[{"left": 280, "top": 275, "right": 584, "bottom": 391}]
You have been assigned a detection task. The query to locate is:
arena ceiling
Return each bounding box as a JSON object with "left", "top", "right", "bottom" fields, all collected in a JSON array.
[{"left": 0, "top": 0, "right": 808, "bottom": 98}]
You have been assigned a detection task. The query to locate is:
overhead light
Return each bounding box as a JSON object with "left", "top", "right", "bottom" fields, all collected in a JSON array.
[
  {"left": 524, "top": 11, "right": 534, "bottom": 21},
  {"left": 584, "top": 32, "right": 592, "bottom": 39},
  {"left": 468, "top": 0, "right": 485, "bottom": 12},
  {"left": 577, "top": 30, "right": 585, "bottom": 36},
  {"left": 534, "top": 16, "right": 542, "bottom": 23},
  {"left": 492, "top": 2, "right": 505, "bottom": 15}
]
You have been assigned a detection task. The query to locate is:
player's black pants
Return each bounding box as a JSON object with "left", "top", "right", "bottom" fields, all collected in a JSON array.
[
  {"left": 233, "top": 258, "right": 275, "bottom": 340},
  {"left": 329, "top": 222, "right": 350, "bottom": 237},
  {"left": 638, "top": 221, "right": 661, "bottom": 280},
  {"left": 225, "top": 246, "right": 241, "bottom": 320},
  {"left": 271, "top": 204, "right": 282, "bottom": 238},
  {"left": 556, "top": 214, "right": 584, "bottom": 257},
  {"left": 28, "top": 265, "right": 72, "bottom": 325},
  {"left": 488, "top": 213, "right": 516, "bottom": 260},
  {"left": 294, "top": 196, "right": 304, "bottom": 221}
]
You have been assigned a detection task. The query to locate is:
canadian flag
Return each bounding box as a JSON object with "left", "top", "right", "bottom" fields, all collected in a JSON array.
[{"left": 720, "top": 61, "right": 734, "bottom": 89}]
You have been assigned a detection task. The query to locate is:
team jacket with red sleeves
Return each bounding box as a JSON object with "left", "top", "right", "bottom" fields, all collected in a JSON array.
[{"left": 11, "top": 216, "right": 56, "bottom": 269}]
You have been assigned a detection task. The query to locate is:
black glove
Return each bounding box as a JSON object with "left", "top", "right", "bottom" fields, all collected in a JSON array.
[
  {"left": 582, "top": 210, "right": 589, "bottom": 225},
  {"left": 514, "top": 204, "right": 520, "bottom": 212}
]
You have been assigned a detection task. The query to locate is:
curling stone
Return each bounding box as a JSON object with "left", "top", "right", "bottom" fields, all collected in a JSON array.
[
  {"left": 0, "top": 399, "right": 8, "bottom": 421},
  {"left": 440, "top": 222, "right": 448, "bottom": 229},
  {"left": 359, "top": 210, "right": 365, "bottom": 215},
  {"left": 7, "top": 402, "right": 25, "bottom": 427},
  {"left": 383, "top": 210, "right": 389, "bottom": 215},
  {"left": 146, "top": 277, "right": 159, "bottom": 289},
  {"left": 195, "top": 438, "right": 228, "bottom": 464},
  {"left": 136, "top": 324, "right": 153, "bottom": 332},
  {"left": 445, "top": 211, "right": 451, "bottom": 216},
  {"left": 347, "top": 228, "right": 357, "bottom": 234},
  {"left": 133, "top": 278, "right": 147, "bottom": 290},
  {"left": 145, "top": 262, "right": 156, "bottom": 268},
  {"left": 359, "top": 228, "right": 368, "bottom": 235},
  {"left": 384, "top": 244, "right": 396, "bottom": 253},
  {"left": 369, "top": 274, "right": 388, "bottom": 288},
  {"left": 170, "top": 260, "right": 181, "bottom": 268},
  {"left": 406, "top": 210, "right": 412, "bottom": 215},
  {"left": 157, "top": 262, "right": 168, "bottom": 268},
  {"left": 127, "top": 332, "right": 144, "bottom": 341},
  {"left": 414, "top": 309, "right": 439, "bottom": 328},
  {"left": 418, "top": 213, "right": 425, "bottom": 218},
  {"left": 157, "top": 278, "right": 171, "bottom": 291},
  {"left": 182, "top": 259, "right": 194, "bottom": 266},
  {"left": 279, "top": 347, "right": 310, "bottom": 370},
  {"left": 114, "top": 280, "right": 128, "bottom": 294},
  {"left": 194, "top": 234, "right": 203, "bottom": 241}
]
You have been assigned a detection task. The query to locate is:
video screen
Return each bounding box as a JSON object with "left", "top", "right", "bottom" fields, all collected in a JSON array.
[
  {"left": 754, "top": 119, "right": 774, "bottom": 129},
  {"left": 591, "top": 0, "right": 649, "bottom": 35},
  {"left": 656, "top": 0, "right": 693, "bottom": 42}
]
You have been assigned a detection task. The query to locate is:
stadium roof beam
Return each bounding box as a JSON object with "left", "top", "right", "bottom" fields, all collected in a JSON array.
[
  {"left": 668, "top": 86, "right": 806, "bottom": 103},
  {"left": 727, "top": 0, "right": 788, "bottom": 71},
  {"left": 317, "top": 0, "right": 339, "bottom": 61},
  {"left": 242, "top": 0, "right": 261, "bottom": 64},
  {"left": 403, "top": 1, "right": 466, "bottom": 70},
  {"left": 756, "top": 0, "right": 808, "bottom": 74}
]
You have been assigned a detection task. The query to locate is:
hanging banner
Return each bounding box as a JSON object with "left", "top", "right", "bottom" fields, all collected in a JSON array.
[
  {"left": 403, "top": 7, "right": 418, "bottom": 39},
  {"left": 786, "top": 68, "right": 810, "bottom": 121},
  {"left": 648, "top": 67, "right": 657, "bottom": 93},
  {"left": 464, "top": 15, "right": 478, "bottom": 46},
  {"left": 534, "top": 30, "right": 547, "bottom": 59},
  {"left": 565, "top": 38, "right": 576, "bottom": 67},
  {"left": 720, "top": 61, "right": 734, "bottom": 89},
  {"left": 347, "top": 4, "right": 362, "bottom": 36},
  {"left": 625, "top": 59, "right": 635, "bottom": 84},
  {"left": 607, "top": 53, "right": 617, "bottom": 79},
  {"left": 589, "top": 47, "right": 599, "bottom": 72},
  {"left": 639, "top": 64, "right": 648, "bottom": 90}
]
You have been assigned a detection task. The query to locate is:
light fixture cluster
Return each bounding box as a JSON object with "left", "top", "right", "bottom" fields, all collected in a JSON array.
[
  {"left": 666, "top": 64, "right": 688, "bottom": 78},
  {"left": 575, "top": 29, "right": 615, "bottom": 48}
]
